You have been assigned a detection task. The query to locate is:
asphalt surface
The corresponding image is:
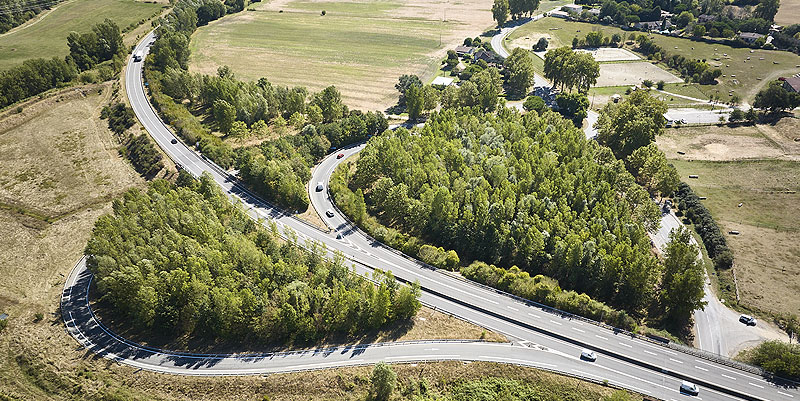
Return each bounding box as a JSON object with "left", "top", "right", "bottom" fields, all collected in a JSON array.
[{"left": 59, "top": 30, "right": 800, "bottom": 401}]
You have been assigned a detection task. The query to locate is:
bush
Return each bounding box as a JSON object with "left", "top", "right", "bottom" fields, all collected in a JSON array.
[
  {"left": 744, "top": 340, "right": 800, "bottom": 380},
  {"left": 121, "top": 134, "right": 164, "bottom": 177},
  {"left": 523, "top": 95, "right": 546, "bottom": 114},
  {"left": 674, "top": 182, "right": 732, "bottom": 268},
  {"left": 656, "top": 80, "right": 665, "bottom": 90},
  {"left": 642, "top": 79, "right": 654, "bottom": 88}
]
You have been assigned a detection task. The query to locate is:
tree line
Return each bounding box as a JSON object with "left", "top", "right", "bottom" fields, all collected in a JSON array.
[
  {"left": 101, "top": 102, "right": 165, "bottom": 177},
  {"left": 674, "top": 182, "right": 733, "bottom": 270},
  {"left": 85, "top": 174, "right": 421, "bottom": 343},
  {"left": 0, "top": 18, "right": 125, "bottom": 109},
  {"left": 635, "top": 35, "right": 722, "bottom": 85}
]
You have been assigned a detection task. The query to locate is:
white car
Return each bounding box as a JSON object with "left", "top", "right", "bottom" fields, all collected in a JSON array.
[
  {"left": 739, "top": 314, "right": 757, "bottom": 326},
  {"left": 680, "top": 381, "right": 699, "bottom": 396},
  {"left": 580, "top": 349, "right": 597, "bottom": 361}
]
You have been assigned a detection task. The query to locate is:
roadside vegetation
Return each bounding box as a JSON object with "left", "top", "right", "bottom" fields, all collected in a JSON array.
[{"left": 740, "top": 340, "right": 800, "bottom": 380}]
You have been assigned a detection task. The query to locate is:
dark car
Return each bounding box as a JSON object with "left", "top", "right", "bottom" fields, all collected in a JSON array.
[
  {"left": 337, "top": 153, "right": 345, "bottom": 159},
  {"left": 325, "top": 209, "right": 334, "bottom": 218},
  {"left": 171, "top": 138, "right": 178, "bottom": 144},
  {"left": 739, "top": 314, "right": 757, "bottom": 326}
]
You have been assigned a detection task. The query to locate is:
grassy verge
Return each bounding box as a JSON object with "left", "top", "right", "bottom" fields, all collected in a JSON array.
[{"left": 0, "top": 0, "right": 164, "bottom": 71}]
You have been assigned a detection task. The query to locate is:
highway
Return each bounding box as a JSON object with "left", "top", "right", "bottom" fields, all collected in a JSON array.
[{"left": 59, "top": 30, "right": 800, "bottom": 401}]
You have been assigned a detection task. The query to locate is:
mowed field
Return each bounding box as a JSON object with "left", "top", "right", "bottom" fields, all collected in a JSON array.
[
  {"left": 190, "top": 0, "right": 494, "bottom": 111},
  {"left": 507, "top": 17, "right": 800, "bottom": 102},
  {"left": 0, "top": 0, "right": 163, "bottom": 71},
  {"left": 657, "top": 118, "right": 800, "bottom": 318},
  {"left": 775, "top": 0, "right": 800, "bottom": 27}
]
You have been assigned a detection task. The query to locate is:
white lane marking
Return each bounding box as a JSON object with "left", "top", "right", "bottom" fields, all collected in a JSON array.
[
  {"left": 572, "top": 327, "right": 585, "bottom": 333},
  {"left": 749, "top": 382, "right": 764, "bottom": 389},
  {"left": 479, "top": 355, "right": 556, "bottom": 368},
  {"left": 643, "top": 350, "right": 657, "bottom": 356},
  {"left": 618, "top": 342, "right": 632, "bottom": 348},
  {"left": 385, "top": 355, "right": 459, "bottom": 360},
  {"left": 721, "top": 374, "right": 736, "bottom": 380},
  {"left": 695, "top": 366, "right": 708, "bottom": 371},
  {"left": 507, "top": 306, "right": 519, "bottom": 311},
  {"left": 424, "top": 348, "right": 439, "bottom": 351},
  {"left": 668, "top": 358, "right": 683, "bottom": 364},
  {"left": 778, "top": 391, "right": 794, "bottom": 398},
  {"left": 595, "top": 335, "right": 607, "bottom": 340},
  {"left": 549, "top": 320, "right": 563, "bottom": 325},
  {"left": 695, "top": 359, "right": 764, "bottom": 381},
  {"left": 528, "top": 313, "right": 541, "bottom": 319}
]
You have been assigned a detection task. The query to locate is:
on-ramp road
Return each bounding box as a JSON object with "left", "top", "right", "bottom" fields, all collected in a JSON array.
[{"left": 61, "top": 31, "right": 800, "bottom": 401}]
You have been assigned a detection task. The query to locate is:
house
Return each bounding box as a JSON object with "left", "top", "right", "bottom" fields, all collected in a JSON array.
[
  {"left": 455, "top": 45, "right": 476, "bottom": 57},
  {"left": 473, "top": 49, "right": 500, "bottom": 64},
  {"left": 738, "top": 32, "right": 765, "bottom": 44},
  {"left": 587, "top": 8, "right": 600, "bottom": 16},
  {"left": 698, "top": 14, "right": 717, "bottom": 23},
  {"left": 550, "top": 10, "right": 570, "bottom": 19},
  {"left": 431, "top": 76, "right": 455, "bottom": 87},
  {"left": 780, "top": 76, "right": 800, "bottom": 92},
  {"left": 562, "top": 4, "right": 583, "bottom": 14},
  {"left": 660, "top": 10, "right": 673, "bottom": 18},
  {"left": 635, "top": 20, "right": 671, "bottom": 31}
]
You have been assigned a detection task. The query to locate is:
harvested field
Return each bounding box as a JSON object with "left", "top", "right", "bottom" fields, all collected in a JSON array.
[
  {"left": 0, "top": 0, "right": 162, "bottom": 71},
  {"left": 775, "top": 0, "right": 800, "bottom": 27},
  {"left": 190, "top": 0, "right": 494, "bottom": 111},
  {"left": 596, "top": 61, "right": 681, "bottom": 87}
]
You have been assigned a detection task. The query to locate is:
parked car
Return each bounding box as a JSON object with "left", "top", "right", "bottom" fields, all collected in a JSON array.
[
  {"left": 171, "top": 138, "right": 178, "bottom": 144},
  {"left": 680, "top": 381, "right": 699, "bottom": 396},
  {"left": 739, "top": 314, "right": 757, "bottom": 326},
  {"left": 580, "top": 349, "right": 597, "bottom": 362},
  {"left": 325, "top": 209, "right": 334, "bottom": 218},
  {"left": 315, "top": 182, "right": 324, "bottom": 192},
  {"left": 337, "top": 153, "right": 345, "bottom": 159}
]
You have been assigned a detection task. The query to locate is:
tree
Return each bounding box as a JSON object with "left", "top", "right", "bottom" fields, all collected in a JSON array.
[
  {"left": 213, "top": 99, "right": 236, "bottom": 133},
  {"left": 405, "top": 84, "right": 424, "bottom": 121},
  {"left": 395, "top": 74, "right": 422, "bottom": 107},
  {"left": 422, "top": 85, "right": 440, "bottom": 113},
  {"left": 504, "top": 47, "right": 535, "bottom": 99},
  {"left": 492, "top": 0, "right": 510, "bottom": 27},
  {"left": 754, "top": 0, "right": 780, "bottom": 22},
  {"left": 692, "top": 25, "right": 706, "bottom": 37},
  {"left": 534, "top": 37, "right": 548, "bottom": 52},
  {"left": 523, "top": 95, "right": 546, "bottom": 114},
  {"left": 229, "top": 120, "right": 249, "bottom": 140},
  {"left": 660, "top": 228, "right": 707, "bottom": 326},
  {"left": 585, "top": 31, "right": 604, "bottom": 47},
  {"left": 555, "top": 92, "right": 588, "bottom": 125},
  {"left": 627, "top": 144, "right": 679, "bottom": 196},
  {"left": 311, "top": 86, "right": 345, "bottom": 122},
  {"left": 753, "top": 80, "right": 800, "bottom": 113},
  {"left": 675, "top": 11, "right": 695, "bottom": 28},
  {"left": 596, "top": 90, "right": 668, "bottom": 158},
  {"left": 543, "top": 46, "right": 598, "bottom": 92},
  {"left": 471, "top": 68, "right": 502, "bottom": 112},
  {"left": 371, "top": 362, "right": 397, "bottom": 401}
]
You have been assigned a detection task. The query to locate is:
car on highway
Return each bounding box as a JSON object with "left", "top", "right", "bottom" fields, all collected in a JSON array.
[
  {"left": 580, "top": 349, "right": 596, "bottom": 362},
  {"left": 680, "top": 381, "right": 699, "bottom": 396},
  {"left": 337, "top": 153, "right": 345, "bottom": 159},
  {"left": 739, "top": 314, "right": 757, "bottom": 326},
  {"left": 171, "top": 138, "right": 178, "bottom": 144},
  {"left": 315, "top": 182, "right": 324, "bottom": 192},
  {"left": 325, "top": 209, "right": 334, "bottom": 218}
]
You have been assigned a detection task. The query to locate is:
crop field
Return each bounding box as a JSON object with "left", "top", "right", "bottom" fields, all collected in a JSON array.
[
  {"left": 507, "top": 17, "right": 800, "bottom": 102},
  {"left": 659, "top": 118, "right": 800, "bottom": 317},
  {"left": 0, "top": 0, "right": 163, "bottom": 71},
  {"left": 189, "top": 0, "right": 494, "bottom": 111}
]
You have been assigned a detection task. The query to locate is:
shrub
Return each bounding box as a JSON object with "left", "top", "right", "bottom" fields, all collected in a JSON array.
[
  {"left": 674, "top": 182, "right": 732, "bottom": 269},
  {"left": 744, "top": 340, "right": 800, "bottom": 380},
  {"left": 656, "top": 80, "right": 665, "bottom": 90}
]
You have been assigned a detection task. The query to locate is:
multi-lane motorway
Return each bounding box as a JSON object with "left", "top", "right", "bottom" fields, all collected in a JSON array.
[{"left": 60, "top": 31, "right": 800, "bottom": 401}]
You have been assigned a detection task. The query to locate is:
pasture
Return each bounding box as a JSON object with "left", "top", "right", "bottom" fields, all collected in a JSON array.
[
  {"left": 660, "top": 118, "right": 800, "bottom": 317},
  {"left": 0, "top": 0, "right": 163, "bottom": 71},
  {"left": 507, "top": 17, "right": 800, "bottom": 102},
  {"left": 190, "top": 0, "right": 494, "bottom": 111}
]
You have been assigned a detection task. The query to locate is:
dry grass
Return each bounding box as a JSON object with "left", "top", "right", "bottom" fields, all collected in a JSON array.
[
  {"left": 189, "top": 0, "right": 494, "bottom": 111},
  {"left": 775, "top": 0, "right": 800, "bottom": 27},
  {"left": 595, "top": 61, "right": 682, "bottom": 87}
]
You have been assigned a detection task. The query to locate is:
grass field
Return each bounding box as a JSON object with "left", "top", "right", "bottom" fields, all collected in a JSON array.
[
  {"left": 775, "top": 0, "right": 800, "bottom": 27},
  {"left": 659, "top": 118, "right": 800, "bottom": 318},
  {"left": 0, "top": 0, "right": 163, "bottom": 71},
  {"left": 189, "top": 0, "right": 494, "bottom": 111},
  {"left": 507, "top": 17, "right": 800, "bottom": 102}
]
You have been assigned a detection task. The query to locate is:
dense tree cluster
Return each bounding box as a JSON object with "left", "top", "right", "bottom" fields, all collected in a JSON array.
[
  {"left": 596, "top": 90, "right": 668, "bottom": 159},
  {"left": 745, "top": 340, "right": 800, "bottom": 380},
  {"left": 67, "top": 19, "right": 124, "bottom": 71},
  {"left": 674, "top": 182, "right": 733, "bottom": 269},
  {"left": 554, "top": 92, "right": 589, "bottom": 126},
  {"left": 85, "top": 176, "right": 421, "bottom": 343},
  {"left": 659, "top": 228, "right": 706, "bottom": 326},
  {"left": 503, "top": 48, "right": 536, "bottom": 99},
  {"left": 101, "top": 103, "right": 135, "bottom": 134},
  {"left": 753, "top": 80, "right": 800, "bottom": 113},
  {"left": 121, "top": 134, "right": 165, "bottom": 177},
  {"left": 0, "top": 57, "right": 76, "bottom": 108},
  {"left": 462, "top": 261, "right": 636, "bottom": 329},
  {"left": 543, "top": 47, "right": 599, "bottom": 93},
  {"left": 347, "top": 108, "right": 662, "bottom": 313},
  {"left": 572, "top": 31, "right": 623, "bottom": 49},
  {"left": 626, "top": 143, "right": 679, "bottom": 196}
]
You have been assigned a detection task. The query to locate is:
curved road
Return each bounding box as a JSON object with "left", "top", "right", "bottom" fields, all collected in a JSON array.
[{"left": 61, "top": 31, "right": 800, "bottom": 401}]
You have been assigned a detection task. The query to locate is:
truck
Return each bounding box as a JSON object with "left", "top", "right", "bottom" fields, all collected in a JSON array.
[{"left": 132, "top": 50, "right": 144, "bottom": 62}]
